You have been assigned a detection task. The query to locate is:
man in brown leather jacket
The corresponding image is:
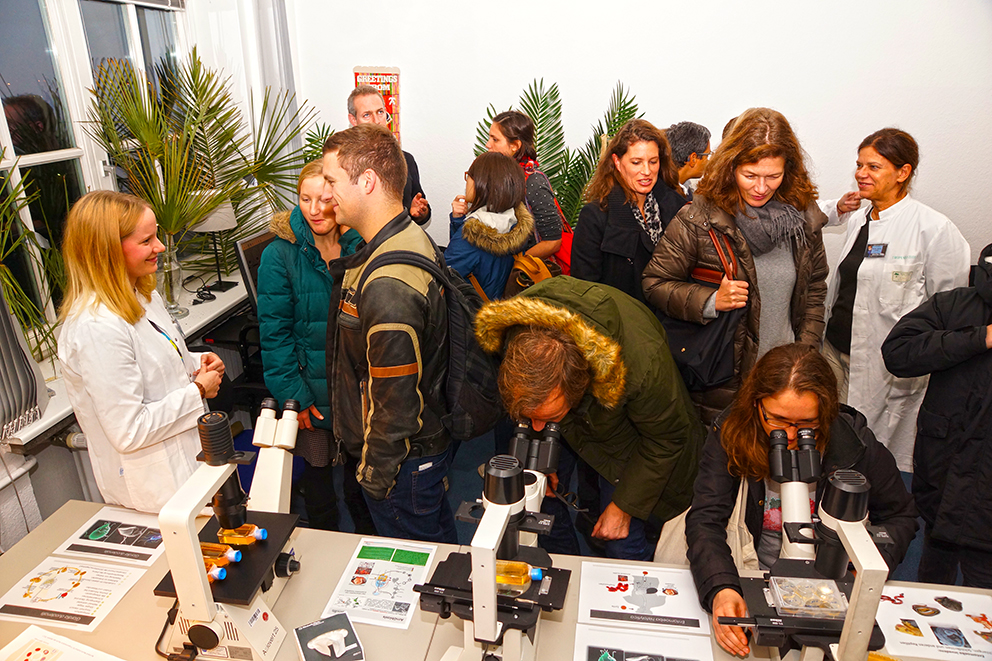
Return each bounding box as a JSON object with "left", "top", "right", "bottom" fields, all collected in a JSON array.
[{"left": 323, "top": 124, "right": 455, "bottom": 543}]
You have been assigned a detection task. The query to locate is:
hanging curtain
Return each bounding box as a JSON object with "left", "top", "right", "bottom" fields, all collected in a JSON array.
[{"left": 0, "top": 285, "right": 48, "bottom": 440}]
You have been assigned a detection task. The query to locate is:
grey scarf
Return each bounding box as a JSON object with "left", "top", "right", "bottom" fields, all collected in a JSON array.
[{"left": 734, "top": 200, "right": 805, "bottom": 257}]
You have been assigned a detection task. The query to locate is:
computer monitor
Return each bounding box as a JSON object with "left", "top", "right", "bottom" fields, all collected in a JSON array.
[{"left": 234, "top": 230, "right": 276, "bottom": 316}]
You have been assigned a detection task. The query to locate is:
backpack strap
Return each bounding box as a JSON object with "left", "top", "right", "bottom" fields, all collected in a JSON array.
[{"left": 468, "top": 273, "right": 489, "bottom": 303}]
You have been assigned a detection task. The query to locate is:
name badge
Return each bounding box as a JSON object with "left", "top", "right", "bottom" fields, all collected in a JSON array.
[{"left": 865, "top": 243, "right": 888, "bottom": 258}]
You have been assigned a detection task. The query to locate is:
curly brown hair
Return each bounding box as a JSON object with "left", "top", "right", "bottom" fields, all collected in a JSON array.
[
  {"left": 585, "top": 119, "right": 680, "bottom": 209},
  {"left": 498, "top": 325, "right": 591, "bottom": 423},
  {"left": 720, "top": 343, "right": 838, "bottom": 481},
  {"left": 695, "top": 108, "right": 817, "bottom": 216}
]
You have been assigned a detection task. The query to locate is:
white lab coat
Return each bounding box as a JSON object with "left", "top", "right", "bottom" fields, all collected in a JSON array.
[
  {"left": 820, "top": 195, "right": 970, "bottom": 471},
  {"left": 58, "top": 290, "right": 206, "bottom": 512}
]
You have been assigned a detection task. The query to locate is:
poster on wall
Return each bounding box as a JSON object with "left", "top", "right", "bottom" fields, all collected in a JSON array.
[
  {"left": 52, "top": 506, "right": 165, "bottom": 567},
  {"left": 577, "top": 562, "right": 711, "bottom": 636},
  {"left": 353, "top": 67, "right": 400, "bottom": 144},
  {"left": 876, "top": 585, "right": 992, "bottom": 659}
]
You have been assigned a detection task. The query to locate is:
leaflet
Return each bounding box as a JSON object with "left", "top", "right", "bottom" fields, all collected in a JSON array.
[
  {"left": 876, "top": 585, "right": 992, "bottom": 659},
  {"left": 0, "top": 624, "right": 128, "bottom": 661},
  {"left": 52, "top": 506, "right": 165, "bottom": 567},
  {"left": 577, "top": 562, "right": 711, "bottom": 636},
  {"left": 321, "top": 537, "right": 436, "bottom": 630},
  {"left": 0, "top": 557, "right": 143, "bottom": 632},
  {"left": 573, "top": 623, "right": 714, "bottom": 661}
]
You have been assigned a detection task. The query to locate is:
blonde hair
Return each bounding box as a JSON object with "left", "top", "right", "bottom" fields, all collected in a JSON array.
[
  {"left": 298, "top": 160, "right": 324, "bottom": 194},
  {"left": 60, "top": 190, "right": 155, "bottom": 325}
]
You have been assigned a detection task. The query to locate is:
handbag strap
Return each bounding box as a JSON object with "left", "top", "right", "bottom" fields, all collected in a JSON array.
[
  {"left": 707, "top": 228, "right": 738, "bottom": 280},
  {"left": 468, "top": 273, "right": 490, "bottom": 303}
]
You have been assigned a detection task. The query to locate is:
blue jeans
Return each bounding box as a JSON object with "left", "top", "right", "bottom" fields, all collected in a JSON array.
[
  {"left": 598, "top": 477, "right": 650, "bottom": 561},
  {"left": 362, "top": 449, "right": 458, "bottom": 544}
]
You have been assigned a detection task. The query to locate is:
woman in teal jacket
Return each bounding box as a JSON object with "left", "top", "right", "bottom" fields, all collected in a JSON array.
[{"left": 258, "top": 161, "right": 370, "bottom": 532}]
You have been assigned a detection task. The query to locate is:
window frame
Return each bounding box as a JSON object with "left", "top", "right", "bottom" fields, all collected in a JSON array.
[{"left": 1, "top": 0, "right": 188, "bottom": 329}]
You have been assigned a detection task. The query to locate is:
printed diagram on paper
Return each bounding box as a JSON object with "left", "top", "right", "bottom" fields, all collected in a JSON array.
[
  {"left": 0, "top": 557, "right": 143, "bottom": 632},
  {"left": 876, "top": 585, "right": 992, "bottom": 659},
  {"left": 321, "top": 538, "right": 436, "bottom": 629},
  {"left": 52, "top": 506, "right": 165, "bottom": 567},
  {"left": 0, "top": 624, "right": 127, "bottom": 661},
  {"left": 572, "top": 624, "right": 714, "bottom": 661},
  {"left": 577, "top": 562, "right": 711, "bottom": 635}
]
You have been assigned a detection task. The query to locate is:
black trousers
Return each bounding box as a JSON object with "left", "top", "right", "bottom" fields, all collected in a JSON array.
[{"left": 918, "top": 524, "right": 992, "bottom": 589}]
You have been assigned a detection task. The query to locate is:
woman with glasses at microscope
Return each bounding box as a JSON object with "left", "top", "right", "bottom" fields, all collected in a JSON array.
[{"left": 681, "top": 343, "right": 916, "bottom": 656}]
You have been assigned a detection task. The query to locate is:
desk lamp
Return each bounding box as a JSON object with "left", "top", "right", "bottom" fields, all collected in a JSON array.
[{"left": 192, "top": 200, "right": 239, "bottom": 292}]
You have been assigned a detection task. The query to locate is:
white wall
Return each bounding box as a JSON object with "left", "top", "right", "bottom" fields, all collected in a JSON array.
[{"left": 235, "top": 1, "right": 992, "bottom": 263}]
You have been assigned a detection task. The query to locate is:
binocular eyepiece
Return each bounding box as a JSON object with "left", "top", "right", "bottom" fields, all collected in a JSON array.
[
  {"left": 509, "top": 421, "right": 562, "bottom": 475},
  {"left": 768, "top": 427, "right": 821, "bottom": 484}
]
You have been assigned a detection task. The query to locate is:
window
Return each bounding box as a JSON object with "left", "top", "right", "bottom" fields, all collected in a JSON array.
[{"left": 0, "top": 0, "right": 186, "bottom": 350}]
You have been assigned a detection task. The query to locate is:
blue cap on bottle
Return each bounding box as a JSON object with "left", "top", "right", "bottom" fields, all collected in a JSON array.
[
  {"left": 529, "top": 567, "right": 543, "bottom": 581},
  {"left": 255, "top": 527, "right": 268, "bottom": 540}
]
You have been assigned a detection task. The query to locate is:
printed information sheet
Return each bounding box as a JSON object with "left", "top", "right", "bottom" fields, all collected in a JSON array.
[
  {"left": 877, "top": 585, "right": 992, "bottom": 659},
  {"left": 573, "top": 624, "right": 714, "bottom": 661},
  {"left": 577, "top": 562, "right": 711, "bottom": 636},
  {"left": 321, "top": 537, "right": 436, "bottom": 629},
  {"left": 0, "top": 624, "right": 128, "bottom": 661},
  {"left": 0, "top": 557, "right": 143, "bottom": 632},
  {"left": 52, "top": 506, "right": 165, "bottom": 567}
]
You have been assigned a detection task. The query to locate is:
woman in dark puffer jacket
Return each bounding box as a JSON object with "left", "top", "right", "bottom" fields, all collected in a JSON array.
[{"left": 685, "top": 343, "right": 916, "bottom": 657}]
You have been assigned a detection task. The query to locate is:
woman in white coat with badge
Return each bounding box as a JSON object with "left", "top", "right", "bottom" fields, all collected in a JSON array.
[
  {"left": 820, "top": 128, "right": 970, "bottom": 473},
  {"left": 58, "top": 191, "right": 225, "bottom": 513}
]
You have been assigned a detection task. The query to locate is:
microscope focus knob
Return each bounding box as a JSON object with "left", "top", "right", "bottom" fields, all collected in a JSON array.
[
  {"left": 188, "top": 621, "right": 224, "bottom": 649},
  {"left": 275, "top": 551, "right": 301, "bottom": 578}
]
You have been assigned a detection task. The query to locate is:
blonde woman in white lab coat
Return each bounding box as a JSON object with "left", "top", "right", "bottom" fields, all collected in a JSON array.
[
  {"left": 58, "top": 191, "right": 225, "bottom": 512},
  {"left": 820, "top": 128, "right": 970, "bottom": 472}
]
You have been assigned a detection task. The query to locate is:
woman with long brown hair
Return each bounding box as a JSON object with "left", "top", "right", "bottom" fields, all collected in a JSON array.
[
  {"left": 58, "top": 191, "right": 225, "bottom": 513},
  {"left": 684, "top": 343, "right": 916, "bottom": 656},
  {"left": 572, "top": 119, "right": 685, "bottom": 304},
  {"left": 643, "top": 107, "right": 829, "bottom": 424},
  {"left": 486, "top": 110, "right": 565, "bottom": 263}
]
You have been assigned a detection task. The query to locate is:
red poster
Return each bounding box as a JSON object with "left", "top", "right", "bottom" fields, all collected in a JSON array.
[{"left": 353, "top": 67, "right": 400, "bottom": 145}]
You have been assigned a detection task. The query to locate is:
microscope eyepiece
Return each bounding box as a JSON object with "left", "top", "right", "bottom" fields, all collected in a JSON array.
[
  {"left": 797, "top": 427, "right": 816, "bottom": 449},
  {"left": 768, "top": 429, "right": 789, "bottom": 448}
]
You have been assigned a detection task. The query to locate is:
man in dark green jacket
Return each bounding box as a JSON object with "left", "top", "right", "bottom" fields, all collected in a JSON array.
[{"left": 476, "top": 277, "right": 705, "bottom": 560}]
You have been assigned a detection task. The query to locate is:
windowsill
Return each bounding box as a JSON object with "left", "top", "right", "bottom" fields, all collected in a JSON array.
[{"left": 6, "top": 265, "right": 248, "bottom": 454}]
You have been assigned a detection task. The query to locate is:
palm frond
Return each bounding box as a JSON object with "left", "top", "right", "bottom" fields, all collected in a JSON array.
[
  {"left": 302, "top": 122, "right": 334, "bottom": 164},
  {"left": 473, "top": 104, "right": 501, "bottom": 157},
  {"left": 518, "top": 79, "right": 567, "bottom": 189}
]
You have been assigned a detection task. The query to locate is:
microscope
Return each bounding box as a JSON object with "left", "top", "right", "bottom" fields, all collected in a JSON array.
[
  {"left": 416, "top": 422, "right": 572, "bottom": 661},
  {"left": 721, "top": 428, "right": 892, "bottom": 661},
  {"left": 155, "top": 399, "right": 302, "bottom": 660}
]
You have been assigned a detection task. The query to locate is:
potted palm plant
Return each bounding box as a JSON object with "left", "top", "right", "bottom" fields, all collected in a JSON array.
[{"left": 87, "top": 48, "right": 313, "bottom": 317}]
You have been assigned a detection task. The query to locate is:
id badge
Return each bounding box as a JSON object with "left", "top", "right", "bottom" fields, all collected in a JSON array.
[{"left": 865, "top": 243, "right": 888, "bottom": 258}]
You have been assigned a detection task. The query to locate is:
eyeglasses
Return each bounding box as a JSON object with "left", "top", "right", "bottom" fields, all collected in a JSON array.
[
  {"left": 698, "top": 152, "right": 713, "bottom": 159},
  {"left": 464, "top": 171, "right": 470, "bottom": 181},
  {"left": 759, "top": 401, "right": 819, "bottom": 431}
]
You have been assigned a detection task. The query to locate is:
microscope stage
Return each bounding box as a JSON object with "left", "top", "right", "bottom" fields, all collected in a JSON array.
[{"left": 155, "top": 511, "right": 299, "bottom": 605}]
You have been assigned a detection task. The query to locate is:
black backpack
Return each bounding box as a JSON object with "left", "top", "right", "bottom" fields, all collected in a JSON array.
[{"left": 353, "top": 246, "right": 503, "bottom": 441}]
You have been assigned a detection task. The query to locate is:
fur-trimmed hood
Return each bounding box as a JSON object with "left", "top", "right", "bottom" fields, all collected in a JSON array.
[
  {"left": 269, "top": 209, "right": 296, "bottom": 243},
  {"left": 461, "top": 203, "right": 534, "bottom": 256},
  {"left": 475, "top": 290, "right": 626, "bottom": 409}
]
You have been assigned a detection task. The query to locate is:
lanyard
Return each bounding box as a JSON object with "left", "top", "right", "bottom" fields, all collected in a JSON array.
[{"left": 147, "top": 318, "right": 184, "bottom": 363}]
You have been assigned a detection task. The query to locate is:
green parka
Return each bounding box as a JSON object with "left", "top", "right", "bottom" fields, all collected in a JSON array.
[{"left": 475, "top": 277, "right": 705, "bottom": 522}]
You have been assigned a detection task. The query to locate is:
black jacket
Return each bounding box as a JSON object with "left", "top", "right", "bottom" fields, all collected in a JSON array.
[
  {"left": 685, "top": 405, "right": 917, "bottom": 611},
  {"left": 403, "top": 151, "right": 431, "bottom": 225},
  {"left": 881, "top": 242, "right": 992, "bottom": 551},
  {"left": 326, "top": 212, "right": 449, "bottom": 500},
  {"left": 572, "top": 181, "right": 686, "bottom": 304}
]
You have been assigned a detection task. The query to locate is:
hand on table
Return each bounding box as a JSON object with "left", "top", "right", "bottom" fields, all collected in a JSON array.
[
  {"left": 297, "top": 405, "right": 324, "bottom": 430},
  {"left": 714, "top": 276, "right": 749, "bottom": 312},
  {"left": 591, "top": 501, "right": 632, "bottom": 540},
  {"left": 712, "top": 588, "right": 750, "bottom": 657},
  {"left": 411, "top": 193, "right": 429, "bottom": 219}
]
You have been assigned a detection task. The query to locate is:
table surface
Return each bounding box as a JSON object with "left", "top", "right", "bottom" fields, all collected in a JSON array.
[{"left": 3, "top": 501, "right": 991, "bottom": 661}]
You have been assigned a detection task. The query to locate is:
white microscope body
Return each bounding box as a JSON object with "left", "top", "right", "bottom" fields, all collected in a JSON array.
[{"left": 158, "top": 400, "right": 301, "bottom": 660}]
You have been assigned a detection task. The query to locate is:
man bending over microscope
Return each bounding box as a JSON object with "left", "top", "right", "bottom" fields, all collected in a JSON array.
[{"left": 474, "top": 276, "right": 705, "bottom": 561}]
